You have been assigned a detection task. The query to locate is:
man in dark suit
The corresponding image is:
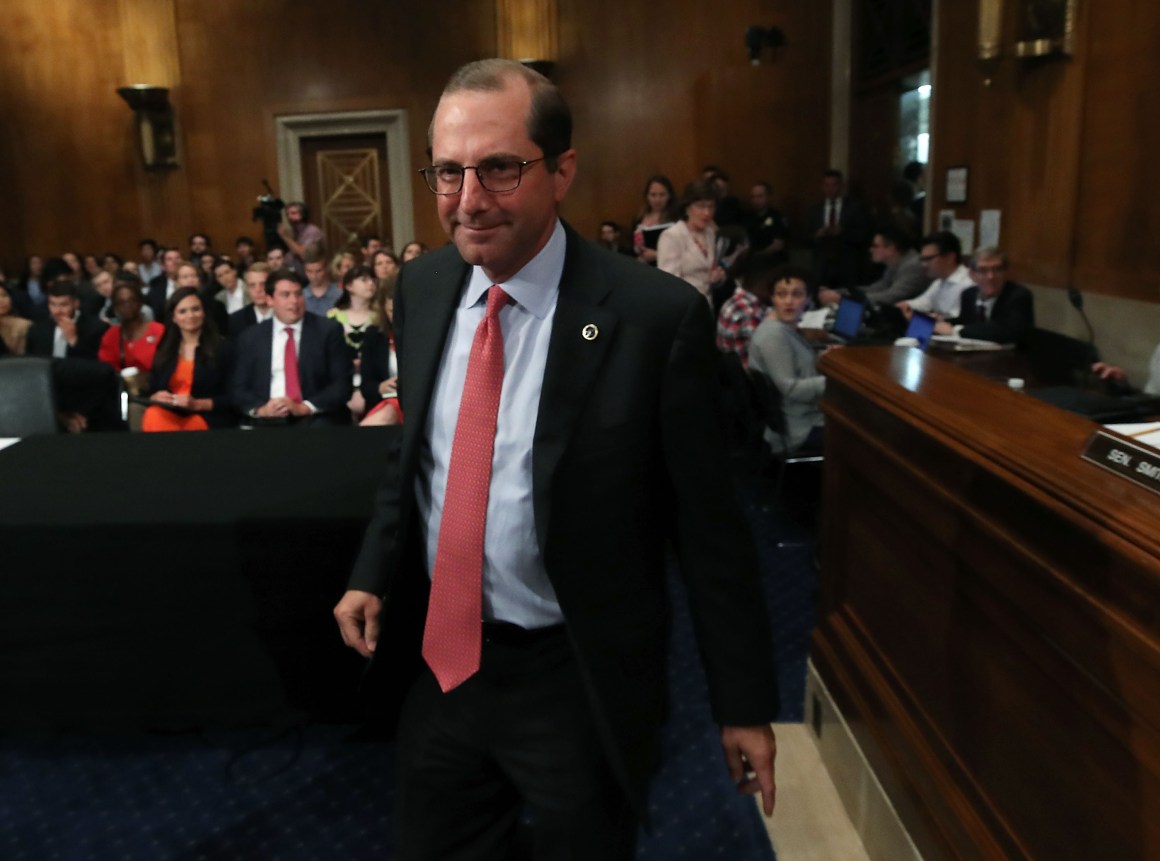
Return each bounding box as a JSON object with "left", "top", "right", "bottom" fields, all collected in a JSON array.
[
  {"left": 25, "top": 279, "right": 120, "bottom": 432},
  {"left": 227, "top": 263, "right": 273, "bottom": 340},
  {"left": 806, "top": 168, "right": 871, "bottom": 289},
  {"left": 230, "top": 268, "right": 351, "bottom": 425},
  {"left": 147, "top": 247, "right": 182, "bottom": 322},
  {"left": 935, "top": 245, "right": 1035, "bottom": 345},
  {"left": 333, "top": 59, "right": 778, "bottom": 860},
  {"left": 25, "top": 280, "right": 107, "bottom": 359}
]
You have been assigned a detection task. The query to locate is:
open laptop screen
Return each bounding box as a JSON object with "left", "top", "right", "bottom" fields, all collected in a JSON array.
[
  {"left": 833, "top": 298, "right": 864, "bottom": 340},
  {"left": 905, "top": 312, "right": 936, "bottom": 349}
]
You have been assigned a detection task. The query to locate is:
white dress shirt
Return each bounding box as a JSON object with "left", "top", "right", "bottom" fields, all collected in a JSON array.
[
  {"left": 907, "top": 264, "right": 974, "bottom": 318},
  {"left": 417, "top": 219, "right": 565, "bottom": 628},
  {"left": 267, "top": 317, "right": 317, "bottom": 413}
]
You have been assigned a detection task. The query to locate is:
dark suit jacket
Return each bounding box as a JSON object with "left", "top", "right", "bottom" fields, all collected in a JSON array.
[
  {"left": 148, "top": 342, "right": 236, "bottom": 429},
  {"left": 956, "top": 281, "right": 1035, "bottom": 345},
  {"left": 147, "top": 275, "right": 174, "bottom": 322},
  {"left": 347, "top": 225, "right": 778, "bottom": 817},
  {"left": 25, "top": 315, "right": 107, "bottom": 360},
  {"left": 230, "top": 314, "right": 352, "bottom": 421},
  {"left": 227, "top": 305, "right": 266, "bottom": 341},
  {"left": 806, "top": 196, "right": 871, "bottom": 288}
]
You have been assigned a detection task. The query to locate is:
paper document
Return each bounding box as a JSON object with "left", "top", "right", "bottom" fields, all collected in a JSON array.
[
  {"left": 1106, "top": 422, "right": 1160, "bottom": 450},
  {"left": 928, "top": 335, "right": 1013, "bottom": 352},
  {"left": 799, "top": 309, "right": 830, "bottom": 330}
]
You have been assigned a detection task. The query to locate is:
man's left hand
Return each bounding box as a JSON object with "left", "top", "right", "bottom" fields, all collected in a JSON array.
[{"left": 720, "top": 724, "right": 777, "bottom": 816}]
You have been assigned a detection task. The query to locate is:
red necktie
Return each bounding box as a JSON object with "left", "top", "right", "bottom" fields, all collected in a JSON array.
[
  {"left": 284, "top": 327, "right": 302, "bottom": 402},
  {"left": 423, "top": 285, "right": 511, "bottom": 692}
]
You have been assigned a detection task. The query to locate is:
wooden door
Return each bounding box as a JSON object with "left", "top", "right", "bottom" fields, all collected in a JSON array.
[{"left": 299, "top": 133, "right": 392, "bottom": 256}]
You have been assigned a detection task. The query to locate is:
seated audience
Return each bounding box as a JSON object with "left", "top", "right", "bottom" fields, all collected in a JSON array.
[
  {"left": 818, "top": 225, "right": 926, "bottom": 308},
  {"left": 632, "top": 174, "right": 678, "bottom": 265},
  {"left": 12, "top": 255, "right": 46, "bottom": 319},
  {"left": 26, "top": 280, "right": 119, "bottom": 433},
  {"left": 401, "top": 241, "right": 428, "bottom": 262},
  {"left": 717, "top": 251, "right": 780, "bottom": 368},
  {"left": 330, "top": 251, "right": 356, "bottom": 289},
  {"left": 898, "top": 231, "right": 974, "bottom": 321},
  {"left": 26, "top": 280, "right": 107, "bottom": 359},
  {"left": 143, "top": 287, "right": 234, "bottom": 431},
  {"left": 372, "top": 249, "right": 400, "bottom": 286},
  {"left": 97, "top": 280, "right": 165, "bottom": 375},
  {"left": 328, "top": 264, "right": 377, "bottom": 419},
  {"left": 235, "top": 236, "right": 256, "bottom": 276},
  {"left": 228, "top": 263, "right": 273, "bottom": 339},
  {"left": 360, "top": 276, "right": 401, "bottom": 426},
  {"left": 0, "top": 283, "right": 31, "bottom": 355},
  {"left": 360, "top": 235, "right": 382, "bottom": 265},
  {"left": 147, "top": 247, "right": 183, "bottom": 320},
  {"left": 304, "top": 253, "right": 342, "bottom": 316},
  {"left": 101, "top": 253, "right": 124, "bottom": 275},
  {"left": 231, "top": 269, "right": 351, "bottom": 426},
  {"left": 137, "top": 239, "right": 162, "bottom": 286},
  {"left": 933, "top": 246, "right": 1035, "bottom": 345},
  {"left": 85, "top": 269, "right": 117, "bottom": 322},
  {"left": 658, "top": 180, "right": 727, "bottom": 303},
  {"left": 749, "top": 267, "right": 828, "bottom": 453},
  {"left": 212, "top": 257, "right": 248, "bottom": 315},
  {"left": 266, "top": 246, "right": 286, "bottom": 270}
]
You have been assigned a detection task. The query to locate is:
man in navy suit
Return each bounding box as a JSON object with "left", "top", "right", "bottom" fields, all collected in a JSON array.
[
  {"left": 333, "top": 59, "right": 778, "bottom": 859},
  {"left": 230, "top": 268, "right": 351, "bottom": 425}
]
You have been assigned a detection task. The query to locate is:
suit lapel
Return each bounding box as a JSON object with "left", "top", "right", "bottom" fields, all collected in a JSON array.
[{"left": 531, "top": 230, "right": 619, "bottom": 556}]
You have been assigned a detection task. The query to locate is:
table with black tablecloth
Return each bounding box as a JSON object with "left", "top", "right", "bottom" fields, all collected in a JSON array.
[{"left": 0, "top": 428, "right": 399, "bottom": 732}]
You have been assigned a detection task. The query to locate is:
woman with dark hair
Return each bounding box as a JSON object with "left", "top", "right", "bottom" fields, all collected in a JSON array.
[
  {"left": 359, "top": 275, "right": 401, "bottom": 426},
  {"left": 372, "top": 249, "right": 399, "bottom": 286},
  {"left": 632, "top": 174, "right": 678, "bottom": 265},
  {"left": 401, "top": 241, "right": 428, "bottom": 262},
  {"left": 328, "top": 264, "right": 377, "bottom": 419},
  {"left": 142, "top": 287, "right": 233, "bottom": 431},
  {"left": 657, "top": 180, "right": 727, "bottom": 302},
  {"left": 101, "top": 252, "right": 125, "bottom": 274},
  {"left": 97, "top": 280, "right": 164, "bottom": 374}
]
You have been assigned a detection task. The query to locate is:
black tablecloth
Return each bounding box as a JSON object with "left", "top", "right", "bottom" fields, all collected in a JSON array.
[{"left": 0, "top": 428, "right": 400, "bottom": 732}]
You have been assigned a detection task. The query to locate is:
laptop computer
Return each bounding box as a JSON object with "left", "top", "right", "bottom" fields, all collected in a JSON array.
[
  {"left": 904, "top": 312, "right": 936, "bottom": 350},
  {"left": 830, "top": 297, "right": 864, "bottom": 343}
]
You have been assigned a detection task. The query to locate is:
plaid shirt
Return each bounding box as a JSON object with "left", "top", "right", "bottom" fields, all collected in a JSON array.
[{"left": 716, "top": 286, "right": 769, "bottom": 368}]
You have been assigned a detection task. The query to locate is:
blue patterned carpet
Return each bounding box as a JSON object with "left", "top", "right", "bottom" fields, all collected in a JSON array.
[{"left": 0, "top": 474, "right": 813, "bottom": 860}]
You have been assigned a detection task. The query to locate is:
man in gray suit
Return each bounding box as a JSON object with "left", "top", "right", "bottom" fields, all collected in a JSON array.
[{"left": 333, "top": 59, "right": 778, "bottom": 860}]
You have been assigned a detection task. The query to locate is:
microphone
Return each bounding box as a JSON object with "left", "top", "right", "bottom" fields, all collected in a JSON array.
[{"left": 1069, "top": 287, "right": 1095, "bottom": 344}]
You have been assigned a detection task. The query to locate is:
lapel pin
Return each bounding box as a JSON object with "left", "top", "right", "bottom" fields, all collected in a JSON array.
[{"left": 581, "top": 323, "right": 599, "bottom": 341}]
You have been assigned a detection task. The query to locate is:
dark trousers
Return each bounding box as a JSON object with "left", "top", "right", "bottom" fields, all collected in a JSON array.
[{"left": 395, "top": 625, "right": 636, "bottom": 861}]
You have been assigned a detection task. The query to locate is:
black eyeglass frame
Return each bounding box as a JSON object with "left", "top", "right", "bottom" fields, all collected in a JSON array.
[{"left": 418, "top": 157, "right": 549, "bottom": 195}]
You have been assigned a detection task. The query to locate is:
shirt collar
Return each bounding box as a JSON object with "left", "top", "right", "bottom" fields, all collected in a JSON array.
[{"left": 464, "top": 219, "right": 565, "bottom": 320}]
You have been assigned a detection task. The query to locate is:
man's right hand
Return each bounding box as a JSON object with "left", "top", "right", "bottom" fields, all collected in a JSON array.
[
  {"left": 334, "top": 590, "right": 383, "bottom": 658},
  {"left": 896, "top": 301, "right": 913, "bottom": 321}
]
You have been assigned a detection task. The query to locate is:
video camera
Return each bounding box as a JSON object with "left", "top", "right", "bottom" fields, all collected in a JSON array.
[{"left": 252, "top": 180, "right": 286, "bottom": 251}]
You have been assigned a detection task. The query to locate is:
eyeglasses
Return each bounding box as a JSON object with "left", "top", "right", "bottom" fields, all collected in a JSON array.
[
  {"left": 919, "top": 254, "right": 940, "bottom": 263},
  {"left": 418, "top": 157, "right": 548, "bottom": 195},
  {"left": 973, "top": 264, "right": 1007, "bottom": 275}
]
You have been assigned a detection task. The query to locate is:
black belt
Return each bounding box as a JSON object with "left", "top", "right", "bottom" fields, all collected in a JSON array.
[{"left": 481, "top": 622, "right": 566, "bottom": 646}]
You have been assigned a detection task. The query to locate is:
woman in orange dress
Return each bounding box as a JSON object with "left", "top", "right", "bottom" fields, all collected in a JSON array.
[{"left": 142, "top": 287, "right": 234, "bottom": 431}]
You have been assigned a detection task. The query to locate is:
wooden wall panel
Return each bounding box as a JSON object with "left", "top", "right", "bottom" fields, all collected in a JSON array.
[
  {"left": 931, "top": 0, "right": 1160, "bottom": 302},
  {"left": 0, "top": 0, "right": 831, "bottom": 272}
]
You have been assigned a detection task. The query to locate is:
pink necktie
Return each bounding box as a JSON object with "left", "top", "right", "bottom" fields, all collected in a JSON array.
[
  {"left": 284, "top": 327, "right": 302, "bottom": 402},
  {"left": 423, "top": 285, "right": 511, "bottom": 692}
]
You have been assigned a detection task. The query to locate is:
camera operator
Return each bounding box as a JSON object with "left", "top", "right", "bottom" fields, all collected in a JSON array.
[{"left": 277, "top": 201, "right": 325, "bottom": 276}]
